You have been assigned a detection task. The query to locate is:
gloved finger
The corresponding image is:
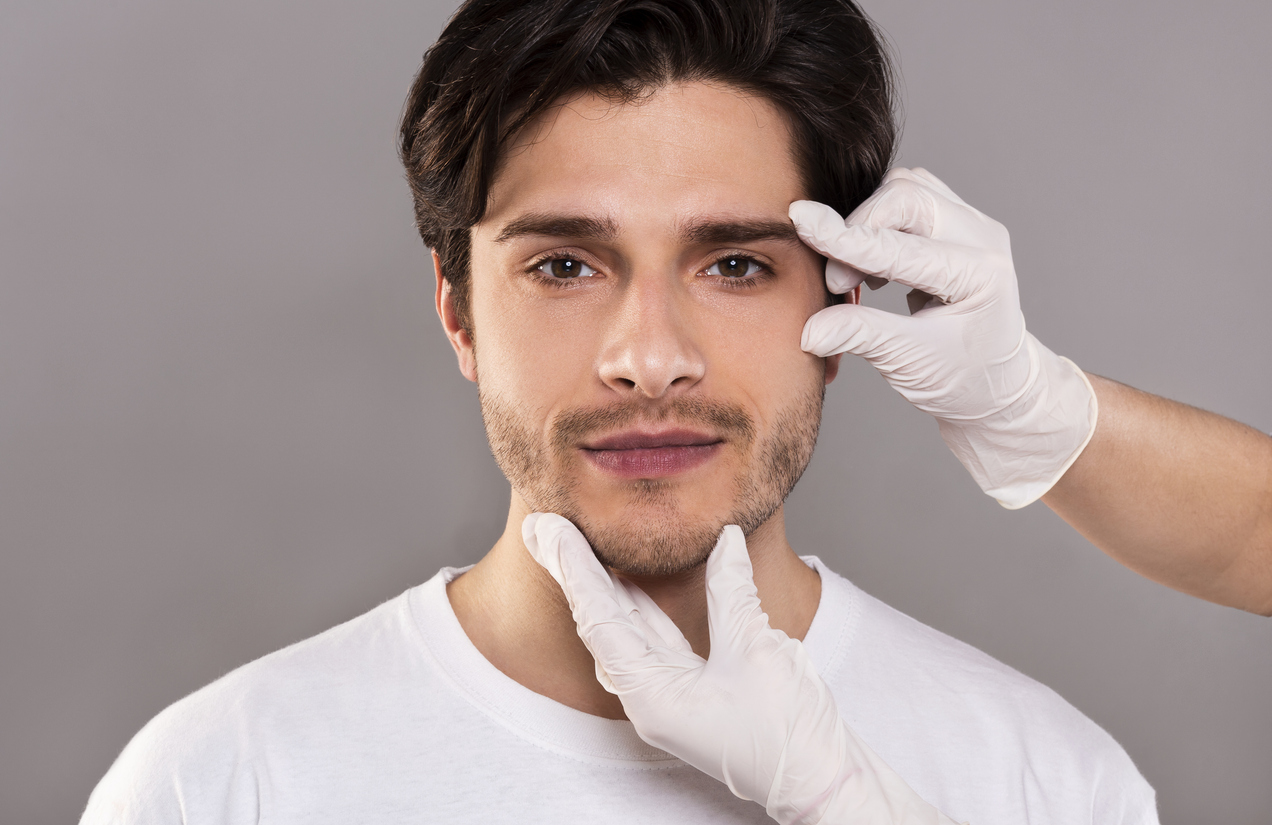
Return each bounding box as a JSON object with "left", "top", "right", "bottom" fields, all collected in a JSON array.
[
  {"left": 825, "top": 257, "right": 866, "bottom": 293},
  {"left": 824, "top": 260, "right": 864, "bottom": 296},
  {"left": 790, "top": 204, "right": 989, "bottom": 305},
  {"left": 800, "top": 303, "right": 915, "bottom": 359},
  {"left": 522, "top": 513, "right": 656, "bottom": 673},
  {"left": 846, "top": 177, "right": 937, "bottom": 237},
  {"left": 792, "top": 201, "right": 906, "bottom": 294},
  {"left": 592, "top": 658, "right": 617, "bottom": 694},
  {"left": 847, "top": 177, "right": 1000, "bottom": 249},
  {"left": 705, "top": 526, "right": 771, "bottom": 654},
  {"left": 611, "top": 574, "right": 698, "bottom": 658},
  {"left": 603, "top": 575, "right": 701, "bottom": 699},
  {"left": 826, "top": 260, "right": 887, "bottom": 294},
  {"left": 887, "top": 166, "right": 968, "bottom": 207}
]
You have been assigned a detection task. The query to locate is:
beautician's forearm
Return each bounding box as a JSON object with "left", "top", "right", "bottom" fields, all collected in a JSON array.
[{"left": 1042, "top": 374, "right": 1272, "bottom": 616}]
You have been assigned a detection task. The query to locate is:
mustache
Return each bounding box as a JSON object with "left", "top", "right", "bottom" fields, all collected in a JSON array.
[{"left": 551, "top": 397, "right": 756, "bottom": 451}]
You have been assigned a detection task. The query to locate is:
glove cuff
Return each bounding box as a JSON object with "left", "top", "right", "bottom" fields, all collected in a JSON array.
[{"left": 937, "top": 337, "right": 1098, "bottom": 510}]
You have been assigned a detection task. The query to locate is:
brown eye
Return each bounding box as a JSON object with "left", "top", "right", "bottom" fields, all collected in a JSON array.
[
  {"left": 706, "top": 256, "right": 762, "bottom": 278},
  {"left": 535, "top": 257, "right": 596, "bottom": 279}
]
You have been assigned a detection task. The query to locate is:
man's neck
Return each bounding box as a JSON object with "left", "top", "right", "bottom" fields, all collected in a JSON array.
[{"left": 446, "top": 492, "right": 822, "bottom": 720}]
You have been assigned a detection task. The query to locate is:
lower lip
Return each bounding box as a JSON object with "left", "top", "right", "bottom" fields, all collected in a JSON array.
[{"left": 582, "top": 444, "right": 721, "bottom": 479}]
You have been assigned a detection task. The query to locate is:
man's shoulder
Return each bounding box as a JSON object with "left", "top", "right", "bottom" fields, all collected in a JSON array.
[
  {"left": 839, "top": 571, "right": 1105, "bottom": 736},
  {"left": 815, "top": 561, "right": 1093, "bottom": 715},
  {"left": 812, "top": 562, "right": 1157, "bottom": 824},
  {"left": 80, "top": 584, "right": 435, "bottom": 824},
  {"left": 177, "top": 584, "right": 422, "bottom": 720}
]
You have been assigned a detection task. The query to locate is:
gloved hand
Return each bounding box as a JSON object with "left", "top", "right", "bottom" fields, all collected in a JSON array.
[
  {"left": 523, "top": 511, "right": 963, "bottom": 825},
  {"left": 790, "top": 168, "right": 1097, "bottom": 509}
]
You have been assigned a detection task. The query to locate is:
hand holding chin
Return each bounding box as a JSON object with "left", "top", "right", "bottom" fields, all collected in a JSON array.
[{"left": 522, "top": 512, "right": 962, "bottom": 825}]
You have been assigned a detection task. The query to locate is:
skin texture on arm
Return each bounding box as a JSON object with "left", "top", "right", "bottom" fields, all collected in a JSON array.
[{"left": 1043, "top": 374, "right": 1272, "bottom": 616}]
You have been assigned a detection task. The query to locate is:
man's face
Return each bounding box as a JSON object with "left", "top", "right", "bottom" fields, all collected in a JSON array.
[{"left": 449, "top": 81, "right": 838, "bottom": 577}]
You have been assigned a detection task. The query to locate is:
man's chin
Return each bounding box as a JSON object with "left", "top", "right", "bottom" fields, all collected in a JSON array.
[
  {"left": 531, "top": 482, "right": 784, "bottom": 578},
  {"left": 526, "top": 483, "right": 734, "bottom": 577},
  {"left": 578, "top": 517, "right": 725, "bottom": 579}
]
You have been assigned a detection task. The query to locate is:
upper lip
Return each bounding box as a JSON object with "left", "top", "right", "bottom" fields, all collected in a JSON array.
[{"left": 582, "top": 428, "right": 723, "bottom": 451}]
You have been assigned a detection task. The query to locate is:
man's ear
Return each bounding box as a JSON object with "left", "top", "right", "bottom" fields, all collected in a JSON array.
[
  {"left": 822, "top": 283, "right": 858, "bottom": 385},
  {"left": 432, "top": 249, "right": 477, "bottom": 383},
  {"left": 824, "top": 353, "right": 843, "bottom": 385}
]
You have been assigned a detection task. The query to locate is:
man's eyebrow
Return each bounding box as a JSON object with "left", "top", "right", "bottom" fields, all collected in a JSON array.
[
  {"left": 493, "top": 213, "right": 619, "bottom": 243},
  {"left": 491, "top": 213, "right": 802, "bottom": 246},
  {"left": 678, "top": 217, "right": 801, "bottom": 246}
]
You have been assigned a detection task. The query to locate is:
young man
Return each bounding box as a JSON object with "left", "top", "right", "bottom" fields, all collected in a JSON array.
[{"left": 81, "top": 1, "right": 1162, "bottom": 823}]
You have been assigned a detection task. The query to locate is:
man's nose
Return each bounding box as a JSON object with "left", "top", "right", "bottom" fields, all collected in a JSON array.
[{"left": 596, "top": 274, "right": 706, "bottom": 399}]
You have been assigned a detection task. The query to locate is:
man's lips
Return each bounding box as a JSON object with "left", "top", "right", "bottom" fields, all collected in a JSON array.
[
  {"left": 582, "top": 428, "right": 722, "bottom": 451},
  {"left": 580, "top": 428, "right": 724, "bottom": 478}
]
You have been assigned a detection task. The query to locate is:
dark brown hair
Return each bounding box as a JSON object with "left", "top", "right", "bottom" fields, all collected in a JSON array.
[{"left": 400, "top": 0, "right": 898, "bottom": 331}]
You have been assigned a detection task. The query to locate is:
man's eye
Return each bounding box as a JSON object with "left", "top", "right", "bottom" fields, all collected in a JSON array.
[
  {"left": 535, "top": 258, "right": 596, "bottom": 279},
  {"left": 705, "top": 257, "right": 764, "bottom": 278}
]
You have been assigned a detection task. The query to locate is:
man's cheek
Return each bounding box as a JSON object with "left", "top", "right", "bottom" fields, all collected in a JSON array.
[
  {"left": 508, "top": 343, "right": 600, "bottom": 415},
  {"left": 711, "top": 314, "right": 811, "bottom": 376}
]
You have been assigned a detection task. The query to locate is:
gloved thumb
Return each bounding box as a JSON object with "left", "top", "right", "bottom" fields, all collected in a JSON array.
[{"left": 801, "top": 303, "right": 913, "bottom": 360}]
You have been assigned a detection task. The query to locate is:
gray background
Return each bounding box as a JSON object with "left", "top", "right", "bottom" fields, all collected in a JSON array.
[{"left": 2, "top": 0, "right": 1269, "bottom": 822}]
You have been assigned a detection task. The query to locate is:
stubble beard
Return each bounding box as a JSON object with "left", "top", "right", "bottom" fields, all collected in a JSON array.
[{"left": 479, "top": 377, "right": 824, "bottom": 578}]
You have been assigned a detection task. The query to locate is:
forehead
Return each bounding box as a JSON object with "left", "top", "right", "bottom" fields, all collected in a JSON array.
[{"left": 479, "top": 81, "right": 807, "bottom": 233}]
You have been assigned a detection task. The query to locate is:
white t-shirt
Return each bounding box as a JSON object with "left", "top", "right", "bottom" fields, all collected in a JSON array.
[{"left": 81, "top": 558, "right": 1158, "bottom": 825}]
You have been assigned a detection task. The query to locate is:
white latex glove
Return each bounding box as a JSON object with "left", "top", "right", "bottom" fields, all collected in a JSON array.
[
  {"left": 523, "top": 511, "right": 964, "bottom": 825},
  {"left": 791, "top": 168, "right": 1097, "bottom": 509}
]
